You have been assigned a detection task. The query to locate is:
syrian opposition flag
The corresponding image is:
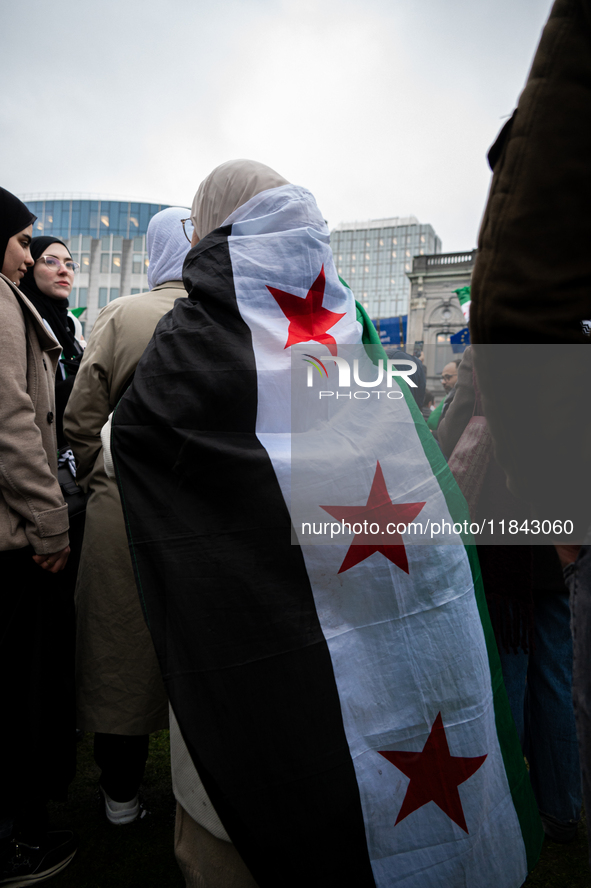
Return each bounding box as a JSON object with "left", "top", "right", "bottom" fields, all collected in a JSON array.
[
  {"left": 111, "top": 184, "right": 542, "bottom": 888},
  {"left": 454, "top": 285, "right": 471, "bottom": 322}
]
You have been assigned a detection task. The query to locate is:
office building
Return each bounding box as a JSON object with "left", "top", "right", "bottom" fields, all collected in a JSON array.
[
  {"left": 330, "top": 217, "right": 441, "bottom": 319},
  {"left": 19, "top": 195, "right": 172, "bottom": 334}
]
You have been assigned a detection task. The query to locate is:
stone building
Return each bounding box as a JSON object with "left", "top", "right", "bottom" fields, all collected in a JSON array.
[{"left": 406, "top": 250, "right": 477, "bottom": 396}]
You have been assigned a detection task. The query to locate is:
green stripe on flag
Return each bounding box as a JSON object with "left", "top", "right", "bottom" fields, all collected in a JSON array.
[
  {"left": 454, "top": 285, "right": 471, "bottom": 305},
  {"left": 427, "top": 397, "right": 445, "bottom": 430},
  {"left": 358, "top": 306, "right": 543, "bottom": 874},
  {"left": 355, "top": 301, "right": 386, "bottom": 365}
]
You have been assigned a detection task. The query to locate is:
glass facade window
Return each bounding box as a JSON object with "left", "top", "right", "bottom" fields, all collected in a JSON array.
[
  {"left": 98, "top": 287, "right": 108, "bottom": 308},
  {"left": 133, "top": 236, "right": 143, "bottom": 250},
  {"left": 81, "top": 253, "right": 90, "bottom": 271},
  {"left": 78, "top": 287, "right": 88, "bottom": 307},
  {"left": 329, "top": 219, "right": 441, "bottom": 320},
  {"left": 112, "top": 236, "right": 123, "bottom": 251},
  {"left": 109, "top": 288, "right": 120, "bottom": 302},
  {"left": 100, "top": 254, "right": 110, "bottom": 273},
  {"left": 131, "top": 288, "right": 140, "bottom": 295},
  {"left": 21, "top": 199, "right": 169, "bottom": 241},
  {"left": 82, "top": 236, "right": 91, "bottom": 251},
  {"left": 132, "top": 254, "right": 142, "bottom": 274},
  {"left": 111, "top": 254, "right": 121, "bottom": 273},
  {"left": 144, "top": 257, "right": 149, "bottom": 274}
]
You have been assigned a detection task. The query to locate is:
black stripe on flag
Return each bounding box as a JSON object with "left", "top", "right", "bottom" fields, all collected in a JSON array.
[{"left": 113, "top": 229, "right": 376, "bottom": 888}]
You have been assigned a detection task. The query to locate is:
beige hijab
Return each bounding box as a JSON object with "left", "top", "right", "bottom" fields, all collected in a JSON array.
[{"left": 190, "top": 159, "right": 289, "bottom": 240}]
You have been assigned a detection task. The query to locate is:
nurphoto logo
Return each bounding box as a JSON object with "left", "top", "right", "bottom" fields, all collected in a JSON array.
[{"left": 302, "top": 353, "right": 418, "bottom": 399}]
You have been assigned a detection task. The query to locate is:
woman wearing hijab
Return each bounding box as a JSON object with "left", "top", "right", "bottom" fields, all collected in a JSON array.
[
  {"left": 20, "top": 237, "right": 87, "bottom": 615},
  {"left": 19, "top": 237, "right": 84, "bottom": 449},
  {"left": 110, "top": 162, "right": 541, "bottom": 888},
  {"left": 63, "top": 207, "right": 192, "bottom": 825},
  {"left": 0, "top": 188, "right": 76, "bottom": 884}
]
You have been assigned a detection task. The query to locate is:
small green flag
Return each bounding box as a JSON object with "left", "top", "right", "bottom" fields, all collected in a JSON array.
[
  {"left": 70, "top": 306, "right": 87, "bottom": 318},
  {"left": 453, "top": 286, "right": 471, "bottom": 322},
  {"left": 427, "top": 397, "right": 446, "bottom": 430}
]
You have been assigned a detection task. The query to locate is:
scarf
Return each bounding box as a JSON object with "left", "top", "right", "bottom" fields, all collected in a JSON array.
[
  {"left": 190, "top": 159, "right": 289, "bottom": 239},
  {"left": 147, "top": 206, "right": 191, "bottom": 290},
  {"left": 0, "top": 187, "right": 36, "bottom": 271}
]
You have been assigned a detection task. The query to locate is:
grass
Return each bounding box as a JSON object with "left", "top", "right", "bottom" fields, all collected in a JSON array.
[
  {"left": 48, "top": 731, "right": 591, "bottom": 887},
  {"left": 48, "top": 731, "right": 182, "bottom": 888},
  {"left": 523, "top": 814, "right": 591, "bottom": 888}
]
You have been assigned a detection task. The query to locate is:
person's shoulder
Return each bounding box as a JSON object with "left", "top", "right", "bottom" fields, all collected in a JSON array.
[
  {"left": 94, "top": 284, "right": 185, "bottom": 333},
  {"left": 150, "top": 281, "right": 187, "bottom": 297},
  {"left": 0, "top": 273, "right": 20, "bottom": 300},
  {"left": 100, "top": 292, "right": 143, "bottom": 313},
  {"left": 0, "top": 275, "right": 27, "bottom": 324},
  {"left": 107, "top": 283, "right": 185, "bottom": 314},
  {"left": 92, "top": 293, "right": 147, "bottom": 329}
]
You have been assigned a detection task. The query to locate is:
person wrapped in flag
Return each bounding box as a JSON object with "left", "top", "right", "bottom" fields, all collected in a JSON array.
[{"left": 110, "top": 160, "right": 542, "bottom": 887}]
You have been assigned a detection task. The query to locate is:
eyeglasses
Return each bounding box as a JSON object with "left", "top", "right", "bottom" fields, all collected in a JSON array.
[
  {"left": 441, "top": 374, "right": 456, "bottom": 382},
  {"left": 40, "top": 255, "right": 80, "bottom": 274},
  {"left": 180, "top": 218, "right": 194, "bottom": 244}
]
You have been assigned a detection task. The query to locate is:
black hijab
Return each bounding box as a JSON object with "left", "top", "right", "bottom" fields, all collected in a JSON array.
[
  {"left": 20, "top": 236, "right": 82, "bottom": 360},
  {"left": 0, "top": 187, "right": 36, "bottom": 272}
]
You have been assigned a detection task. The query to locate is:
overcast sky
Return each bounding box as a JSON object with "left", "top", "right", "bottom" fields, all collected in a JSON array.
[{"left": 2, "top": 0, "right": 551, "bottom": 251}]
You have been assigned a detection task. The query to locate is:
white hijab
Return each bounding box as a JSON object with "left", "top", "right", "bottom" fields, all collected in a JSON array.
[
  {"left": 190, "top": 159, "right": 289, "bottom": 240},
  {"left": 147, "top": 206, "right": 192, "bottom": 290}
]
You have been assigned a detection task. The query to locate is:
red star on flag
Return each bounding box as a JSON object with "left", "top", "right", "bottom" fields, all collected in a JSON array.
[
  {"left": 320, "top": 461, "right": 425, "bottom": 574},
  {"left": 267, "top": 265, "right": 345, "bottom": 356},
  {"left": 379, "top": 713, "right": 487, "bottom": 833}
]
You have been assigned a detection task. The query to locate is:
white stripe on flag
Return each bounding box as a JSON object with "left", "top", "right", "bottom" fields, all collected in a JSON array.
[{"left": 228, "top": 198, "right": 527, "bottom": 888}]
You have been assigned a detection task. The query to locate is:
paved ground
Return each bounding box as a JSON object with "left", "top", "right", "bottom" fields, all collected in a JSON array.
[{"left": 47, "top": 731, "right": 590, "bottom": 887}]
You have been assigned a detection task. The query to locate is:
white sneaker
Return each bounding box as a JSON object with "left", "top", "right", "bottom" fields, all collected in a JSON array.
[{"left": 99, "top": 785, "right": 139, "bottom": 825}]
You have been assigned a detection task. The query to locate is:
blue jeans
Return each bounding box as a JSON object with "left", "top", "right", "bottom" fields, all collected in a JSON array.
[
  {"left": 498, "top": 589, "right": 581, "bottom": 824},
  {"left": 564, "top": 546, "right": 591, "bottom": 850}
]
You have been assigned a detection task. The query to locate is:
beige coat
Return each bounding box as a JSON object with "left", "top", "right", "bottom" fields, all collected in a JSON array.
[
  {"left": 0, "top": 274, "right": 68, "bottom": 554},
  {"left": 63, "top": 281, "right": 187, "bottom": 734}
]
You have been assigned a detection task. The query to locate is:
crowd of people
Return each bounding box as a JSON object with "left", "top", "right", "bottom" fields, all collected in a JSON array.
[{"left": 1, "top": 1, "right": 591, "bottom": 886}]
